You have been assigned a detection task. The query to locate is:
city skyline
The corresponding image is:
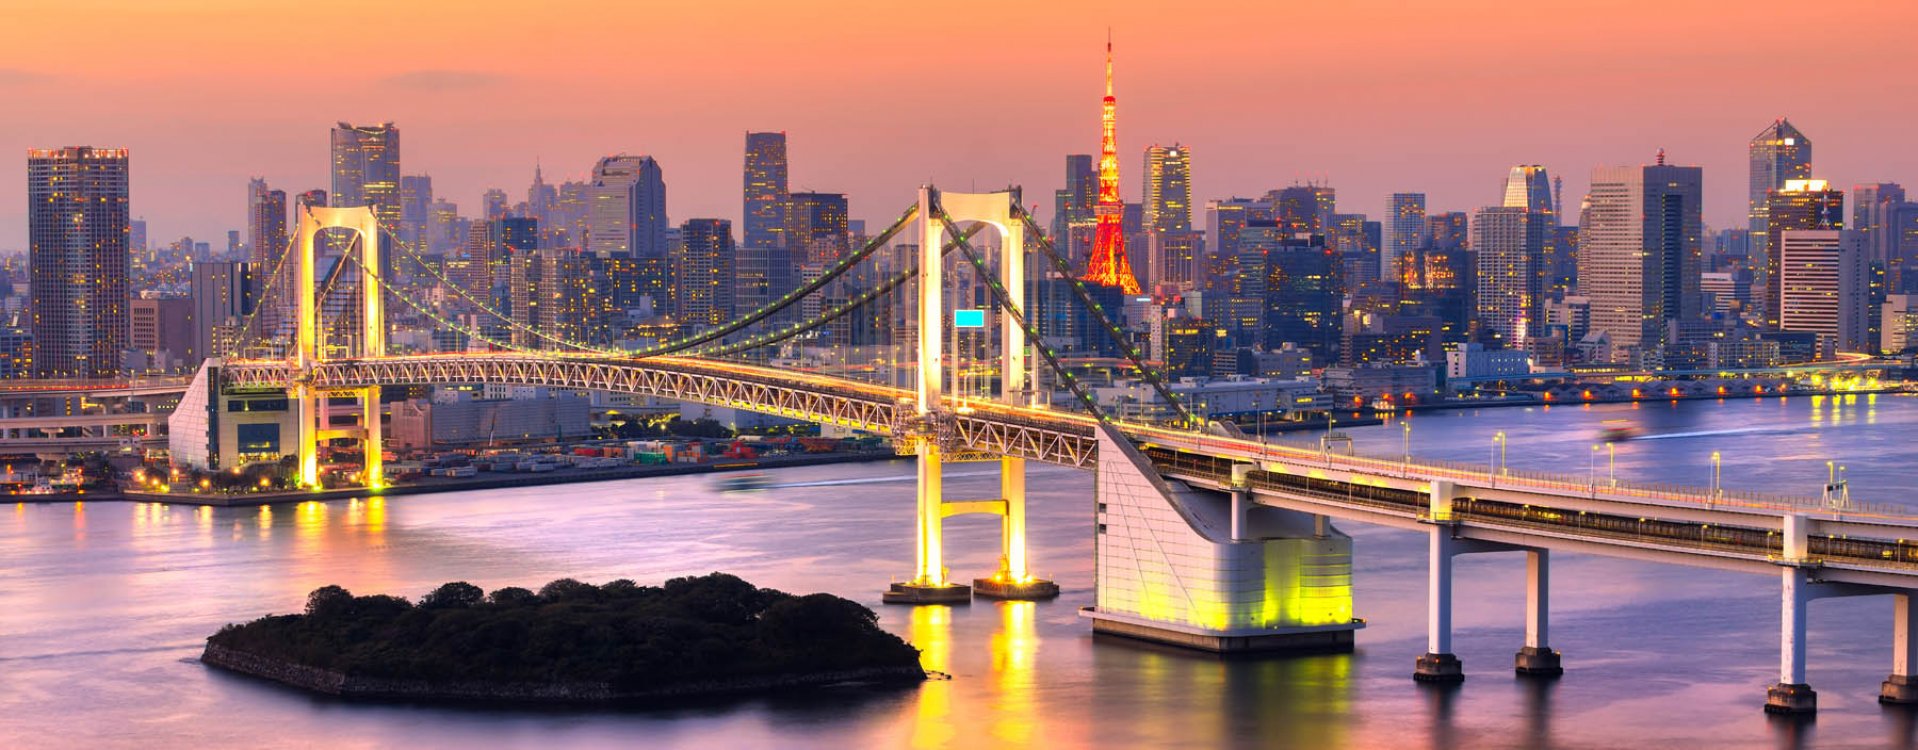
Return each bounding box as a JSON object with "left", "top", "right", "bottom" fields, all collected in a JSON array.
[{"left": 2, "top": 0, "right": 1914, "bottom": 247}]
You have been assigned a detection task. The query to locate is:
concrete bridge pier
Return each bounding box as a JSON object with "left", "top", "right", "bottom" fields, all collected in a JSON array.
[
  {"left": 1515, "top": 549, "right": 1563, "bottom": 677},
  {"left": 1882, "top": 593, "right": 1918, "bottom": 704},
  {"left": 1416, "top": 524, "right": 1465, "bottom": 683},
  {"left": 1767, "top": 565, "right": 1817, "bottom": 715}
]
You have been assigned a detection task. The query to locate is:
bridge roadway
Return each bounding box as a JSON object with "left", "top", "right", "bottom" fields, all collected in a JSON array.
[{"left": 219, "top": 352, "right": 1918, "bottom": 586}]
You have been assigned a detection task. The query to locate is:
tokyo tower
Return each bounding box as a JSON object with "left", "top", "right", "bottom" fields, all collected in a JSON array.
[{"left": 1081, "top": 35, "right": 1142, "bottom": 295}]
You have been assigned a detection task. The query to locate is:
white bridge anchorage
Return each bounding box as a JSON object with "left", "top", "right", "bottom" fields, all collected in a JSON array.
[{"left": 173, "top": 188, "right": 1918, "bottom": 716}]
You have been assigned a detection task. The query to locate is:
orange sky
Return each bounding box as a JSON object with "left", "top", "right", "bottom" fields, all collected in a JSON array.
[{"left": 2, "top": 0, "right": 1915, "bottom": 248}]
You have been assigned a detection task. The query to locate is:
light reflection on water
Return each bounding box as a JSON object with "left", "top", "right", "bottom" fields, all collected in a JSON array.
[{"left": 3, "top": 397, "right": 1918, "bottom": 747}]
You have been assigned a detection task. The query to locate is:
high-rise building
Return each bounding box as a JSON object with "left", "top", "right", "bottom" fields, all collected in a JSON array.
[
  {"left": 788, "top": 192, "right": 850, "bottom": 264},
  {"left": 1082, "top": 39, "right": 1141, "bottom": 294},
  {"left": 674, "top": 219, "right": 735, "bottom": 327},
  {"left": 1749, "top": 118, "right": 1812, "bottom": 261},
  {"left": 29, "top": 147, "right": 131, "bottom": 378},
  {"left": 586, "top": 154, "right": 668, "bottom": 259},
  {"left": 399, "top": 175, "right": 433, "bottom": 252},
  {"left": 129, "top": 296, "right": 194, "bottom": 372},
  {"left": 1204, "top": 198, "right": 1271, "bottom": 289},
  {"left": 1854, "top": 183, "right": 1913, "bottom": 288},
  {"left": 1271, "top": 186, "right": 1333, "bottom": 234},
  {"left": 129, "top": 218, "right": 146, "bottom": 255},
  {"left": 483, "top": 189, "right": 509, "bottom": 222},
  {"left": 191, "top": 260, "right": 253, "bottom": 361},
  {"left": 743, "top": 132, "right": 789, "bottom": 253},
  {"left": 329, "top": 122, "right": 401, "bottom": 233},
  {"left": 1470, "top": 206, "right": 1548, "bottom": 347},
  {"left": 1577, "top": 158, "right": 1703, "bottom": 360},
  {"left": 1053, "top": 154, "right": 1098, "bottom": 244},
  {"left": 247, "top": 178, "right": 287, "bottom": 269},
  {"left": 1386, "top": 193, "right": 1427, "bottom": 285},
  {"left": 509, "top": 249, "right": 596, "bottom": 350},
  {"left": 526, "top": 162, "right": 556, "bottom": 231},
  {"left": 1778, "top": 230, "right": 1869, "bottom": 351},
  {"left": 1762, "top": 179, "right": 1846, "bottom": 326},
  {"left": 1237, "top": 227, "right": 1342, "bottom": 360},
  {"left": 1502, "top": 165, "right": 1555, "bottom": 215},
  {"left": 1142, "top": 144, "right": 1192, "bottom": 233}
]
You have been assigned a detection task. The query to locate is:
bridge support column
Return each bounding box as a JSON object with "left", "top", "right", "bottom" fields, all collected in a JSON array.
[
  {"left": 1416, "top": 526, "right": 1465, "bottom": 683},
  {"left": 359, "top": 386, "right": 383, "bottom": 489},
  {"left": 1882, "top": 593, "right": 1918, "bottom": 704},
  {"left": 293, "top": 383, "right": 320, "bottom": 489},
  {"left": 1082, "top": 427, "right": 1360, "bottom": 652},
  {"left": 1766, "top": 566, "right": 1817, "bottom": 715},
  {"left": 1515, "top": 549, "right": 1562, "bottom": 677},
  {"left": 884, "top": 443, "right": 971, "bottom": 605},
  {"left": 975, "top": 456, "right": 1060, "bottom": 600}
]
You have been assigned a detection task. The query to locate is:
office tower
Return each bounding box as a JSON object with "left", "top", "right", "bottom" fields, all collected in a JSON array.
[
  {"left": 1204, "top": 198, "right": 1272, "bottom": 289},
  {"left": 191, "top": 260, "right": 254, "bottom": 360},
  {"left": 482, "top": 189, "right": 509, "bottom": 222},
  {"left": 1470, "top": 206, "right": 1548, "bottom": 347},
  {"left": 1854, "top": 183, "right": 1911, "bottom": 288},
  {"left": 1146, "top": 229, "right": 1203, "bottom": 290},
  {"left": 674, "top": 219, "right": 735, "bottom": 327},
  {"left": 329, "top": 122, "right": 401, "bottom": 232},
  {"left": 399, "top": 175, "right": 433, "bottom": 252},
  {"left": 1386, "top": 193, "right": 1427, "bottom": 284},
  {"left": 1082, "top": 39, "right": 1141, "bottom": 294},
  {"left": 743, "top": 132, "right": 789, "bottom": 253},
  {"left": 225, "top": 230, "right": 241, "bottom": 257},
  {"left": 527, "top": 163, "right": 556, "bottom": 227},
  {"left": 788, "top": 192, "right": 850, "bottom": 264},
  {"left": 1329, "top": 213, "right": 1379, "bottom": 290},
  {"left": 1749, "top": 118, "right": 1812, "bottom": 272},
  {"left": 28, "top": 147, "right": 130, "bottom": 378},
  {"left": 1577, "top": 157, "right": 1703, "bottom": 360},
  {"left": 1237, "top": 226, "right": 1342, "bottom": 360},
  {"left": 297, "top": 189, "right": 327, "bottom": 212},
  {"left": 509, "top": 249, "right": 596, "bottom": 350},
  {"left": 1502, "top": 165, "right": 1555, "bottom": 215},
  {"left": 1778, "top": 230, "right": 1868, "bottom": 351},
  {"left": 1142, "top": 144, "right": 1192, "bottom": 233},
  {"left": 247, "top": 178, "right": 288, "bottom": 268},
  {"left": 129, "top": 296, "right": 193, "bottom": 372},
  {"left": 129, "top": 218, "right": 147, "bottom": 254},
  {"left": 1270, "top": 186, "right": 1331, "bottom": 234},
  {"left": 585, "top": 155, "right": 667, "bottom": 261},
  {"left": 1762, "top": 179, "right": 1845, "bottom": 326},
  {"left": 1053, "top": 154, "right": 1098, "bottom": 243}
]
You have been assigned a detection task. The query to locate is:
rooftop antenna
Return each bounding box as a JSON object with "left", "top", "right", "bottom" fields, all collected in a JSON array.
[{"left": 1655, "top": 147, "right": 1667, "bottom": 166}]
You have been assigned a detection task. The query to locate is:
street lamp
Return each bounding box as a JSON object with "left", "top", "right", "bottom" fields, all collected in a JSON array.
[
  {"left": 1402, "top": 421, "right": 1412, "bottom": 472},
  {"left": 1607, "top": 442, "right": 1617, "bottom": 488},
  {"left": 1490, "top": 431, "right": 1507, "bottom": 484},
  {"left": 1709, "top": 450, "right": 1722, "bottom": 502},
  {"left": 1589, "top": 444, "right": 1600, "bottom": 491}
]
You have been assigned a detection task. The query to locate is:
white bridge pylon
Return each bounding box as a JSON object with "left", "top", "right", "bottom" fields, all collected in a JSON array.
[
  {"left": 290, "top": 204, "right": 385, "bottom": 489},
  {"left": 890, "top": 186, "right": 1057, "bottom": 602}
]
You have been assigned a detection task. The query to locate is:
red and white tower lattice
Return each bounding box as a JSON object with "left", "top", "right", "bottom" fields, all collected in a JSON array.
[{"left": 1081, "top": 36, "right": 1142, "bottom": 294}]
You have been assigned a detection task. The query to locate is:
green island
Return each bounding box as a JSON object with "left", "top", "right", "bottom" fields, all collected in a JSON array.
[{"left": 202, "top": 573, "right": 927, "bottom": 704}]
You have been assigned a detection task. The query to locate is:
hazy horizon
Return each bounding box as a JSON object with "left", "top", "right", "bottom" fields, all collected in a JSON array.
[{"left": 2, "top": 0, "right": 1914, "bottom": 250}]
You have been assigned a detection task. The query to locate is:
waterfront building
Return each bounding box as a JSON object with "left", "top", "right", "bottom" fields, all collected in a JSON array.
[
  {"left": 1762, "top": 179, "right": 1845, "bottom": 326},
  {"left": 1142, "top": 144, "right": 1192, "bottom": 234},
  {"left": 1320, "top": 363, "right": 1438, "bottom": 407},
  {"left": 1470, "top": 206, "right": 1547, "bottom": 348},
  {"left": 1882, "top": 295, "right": 1918, "bottom": 354},
  {"left": 1576, "top": 157, "right": 1702, "bottom": 361},
  {"left": 29, "top": 146, "right": 130, "bottom": 378},
  {"left": 1444, "top": 341, "right": 1530, "bottom": 389},
  {"left": 1777, "top": 229, "right": 1869, "bottom": 352},
  {"left": 1093, "top": 375, "right": 1329, "bottom": 422}
]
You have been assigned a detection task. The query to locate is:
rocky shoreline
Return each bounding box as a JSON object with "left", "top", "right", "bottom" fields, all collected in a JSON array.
[{"left": 201, "top": 643, "right": 927, "bottom": 704}]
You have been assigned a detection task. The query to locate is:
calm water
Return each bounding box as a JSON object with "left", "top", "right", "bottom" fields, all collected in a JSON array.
[{"left": 8, "top": 394, "right": 1918, "bottom": 749}]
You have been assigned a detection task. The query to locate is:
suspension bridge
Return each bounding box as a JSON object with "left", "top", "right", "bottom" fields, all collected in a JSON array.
[{"left": 168, "top": 186, "right": 1918, "bottom": 715}]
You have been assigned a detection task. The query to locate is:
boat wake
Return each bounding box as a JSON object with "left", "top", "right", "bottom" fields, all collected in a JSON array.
[{"left": 1634, "top": 425, "right": 1812, "bottom": 441}]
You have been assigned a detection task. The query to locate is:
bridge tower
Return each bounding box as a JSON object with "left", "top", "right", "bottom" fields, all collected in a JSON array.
[
  {"left": 884, "top": 187, "right": 1059, "bottom": 604},
  {"left": 289, "top": 205, "right": 385, "bottom": 490}
]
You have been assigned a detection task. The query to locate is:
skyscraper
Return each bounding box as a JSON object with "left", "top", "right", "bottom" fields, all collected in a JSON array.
[
  {"left": 1762, "top": 179, "right": 1846, "bottom": 326},
  {"left": 1502, "top": 165, "right": 1555, "bottom": 216},
  {"left": 29, "top": 146, "right": 131, "bottom": 378},
  {"left": 247, "top": 178, "right": 288, "bottom": 269},
  {"left": 329, "top": 122, "right": 401, "bottom": 233},
  {"left": 586, "top": 154, "right": 668, "bottom": 259},
  {"left": 191, "top": 260, "right": 254, "bottom": 361},
  {"left": 1853, "top": 183, "right": 1910, "bottom": 287},
  {"left": 399, "top": 175, "right": 433, "bottom": 252},
  {"left": 483, "top": 189, "right": 509, "bottom": 222},
  {"left": 1053, "top": 154, "right": 1097, "bottom": 243},
  {"left": 1470, "top": 206, "right": 1548, "bottom": 347},
  {"left": 788, "top": 192, "right": 850, "bottom": 263},
  {"left": 743, "top": 132, "right": 789, "bottom": 252},
  {"left": 1778, "top": 230, "right": 1869, "bottom": 351},
  {"left": 1578, "top": 157, "right": 1703, "bottom": 360},
  {"left": 1082, "top": 38, "right": 1141, "bottom": 294},
  {"left": 1386, "top": 193, "right": 1427, "bottom": 285},
  {"left": 1143, "top": 144, "right": 1192, "bottom": 233},
  {"left": 674, "top": 219, "right": 736, "bottom": 327},
  {"left": 1748, "top": 118, "right": 1812, "bottom": 303}
]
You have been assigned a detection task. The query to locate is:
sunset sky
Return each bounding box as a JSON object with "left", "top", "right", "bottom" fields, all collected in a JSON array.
[{"left": 2, "top": 0, "right": 1914, "bottom": 250}]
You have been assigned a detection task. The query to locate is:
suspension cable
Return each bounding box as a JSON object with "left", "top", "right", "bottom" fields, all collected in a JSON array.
[
  {"left": 1012, "top": 204, "right": 1198, "bottom": 427},
  {"left": 934, "top": 209, "right": 1110, "bottom": 422}
]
